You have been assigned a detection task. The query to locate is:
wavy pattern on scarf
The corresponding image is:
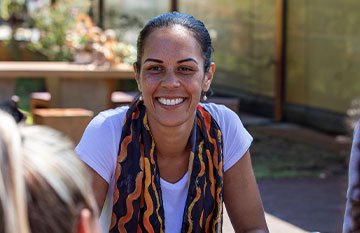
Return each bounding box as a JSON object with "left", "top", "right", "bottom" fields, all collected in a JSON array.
[
  {"left": 118, "top": 172, "right": 143, "bottom": 232},
  {"left": 110, "top": 130, "right": 133, "bottom": 230},
  {"left": 110, "top": 101, "right": 223, "bottom": 233},
  {"left": 147, "top": 139, "right": 163, "bottom": 230},
  {"left": 186, "top": 141, "right": 205, "bottom": 233},
  {"left": 143, "top": 157, "right": 154, "bottom": 233}
]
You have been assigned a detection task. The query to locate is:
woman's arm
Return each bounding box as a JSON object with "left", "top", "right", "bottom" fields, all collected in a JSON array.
[
  {"left": 224, "top": 150, "right": 269, "bottom": 233},
  {"left": 84, "top": 163, "right": 109, "bottom": 211}
]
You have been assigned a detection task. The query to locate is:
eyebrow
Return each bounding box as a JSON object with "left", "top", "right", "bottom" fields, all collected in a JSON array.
[
  {"left": 144, "top": 58, "right": 163, "bottom": 64},
  {"left": 177, "top": 58, "right": 198, "bottom": 64},
  {"left": 143, "top": 58, "right": 198, "bottom": 64}
]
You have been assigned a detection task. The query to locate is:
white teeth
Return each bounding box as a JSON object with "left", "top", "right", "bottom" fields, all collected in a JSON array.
[{"left": 158, "top": 98, "right": 184, "bottom": 106}]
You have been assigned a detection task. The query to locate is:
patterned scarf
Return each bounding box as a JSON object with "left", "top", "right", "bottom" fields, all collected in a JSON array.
[{"left": 110, "top": 99, "right": 224, "bottom": 233}]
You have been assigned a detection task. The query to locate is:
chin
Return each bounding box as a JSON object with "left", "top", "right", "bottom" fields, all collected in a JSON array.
[{"left": 158, "top": 118, "right": 189, "bottom": 127}]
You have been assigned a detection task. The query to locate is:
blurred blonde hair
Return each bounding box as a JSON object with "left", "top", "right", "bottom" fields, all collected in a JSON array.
[
  {"left": 0, "top": 110, "right": 30, "bottom": 233},
  {"left": 20, "top": 125, "right": 99, "bottom": 233}
]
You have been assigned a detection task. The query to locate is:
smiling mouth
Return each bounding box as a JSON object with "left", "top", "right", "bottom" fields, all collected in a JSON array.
[{"left": 157, "top": 97, "right": 185, "bottom": 106}]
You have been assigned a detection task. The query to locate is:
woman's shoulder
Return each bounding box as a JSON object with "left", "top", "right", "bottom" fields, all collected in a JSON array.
[
  {"left": 98, "top": 106, "right": 129, "bottom": 119},
  {"left": 92, "top": 106, "right": 129, "bottom": 127},
  {"left": 201, "top": 102, "right": 252, "bottom": 172},
  {"left": 76, "top": 106, "right": 129, "bottom": 167}
]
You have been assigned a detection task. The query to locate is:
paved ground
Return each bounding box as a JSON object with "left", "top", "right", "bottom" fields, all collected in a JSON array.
[
  {"left": 258, "top": 176, "right": 347, "bottom": 233},
  {"left": 223, "top": 173, "right": 348, "bottom": 233},
  {"left": 231, "top": 113, "right": 353, "bottom": 233},
  {"left": 223, "top": 205, "right": 309, "bottom": 233}
]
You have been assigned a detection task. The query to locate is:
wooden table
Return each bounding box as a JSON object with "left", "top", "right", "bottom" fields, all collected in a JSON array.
[{"left": 0, "top": 61, "right": 135, "bottom": 113}]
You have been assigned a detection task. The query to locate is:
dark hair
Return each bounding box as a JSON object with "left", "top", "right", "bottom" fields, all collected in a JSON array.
[
  {"left": 0, "top": 97, "right": 25, "bottom": 123},
  {"left": 135, "top": 11, "right": 214, "bottom": 73}
]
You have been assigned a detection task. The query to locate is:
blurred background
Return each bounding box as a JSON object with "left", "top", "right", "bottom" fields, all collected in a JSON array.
[
  {"left": 1, "top": 0, "right": 359, "bottom": 133},
  {"left": 1, "top": 0, "right": 359, "bottom": 232}
]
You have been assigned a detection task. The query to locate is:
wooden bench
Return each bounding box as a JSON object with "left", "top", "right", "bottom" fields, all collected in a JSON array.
[
  {"left": 32, "top": 108, "right": 93, "bottom": 144},
  {"left": 30, "top": 92, "right": 51, "bottom": 113}
]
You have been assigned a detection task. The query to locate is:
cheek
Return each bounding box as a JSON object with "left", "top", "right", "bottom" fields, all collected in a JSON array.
[
  {"left": 188, "top": 80, "right": 205, "bottom": 98},
  {"left": 196, "top": 76, "right": 208, "bottom": 91},
  {"left": 140, "top": 77, "right": 158, "bottom": 92}
]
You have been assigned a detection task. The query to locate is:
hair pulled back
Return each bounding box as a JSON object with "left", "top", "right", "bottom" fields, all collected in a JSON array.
[{"left": 135, "top": 11, "right": 213, "bottom": 72}]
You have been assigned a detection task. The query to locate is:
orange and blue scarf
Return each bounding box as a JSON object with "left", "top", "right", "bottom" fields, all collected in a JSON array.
[{"left": 110, "top": 99, "right": 223, "bottom": 233}]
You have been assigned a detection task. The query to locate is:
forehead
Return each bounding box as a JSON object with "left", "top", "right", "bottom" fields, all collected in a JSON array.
[
  {"left": 142, "top": 25, "right": 203, "bottom": 60},
  {"left": 149, "top": 24, "right": 194, "bottom": 40}
]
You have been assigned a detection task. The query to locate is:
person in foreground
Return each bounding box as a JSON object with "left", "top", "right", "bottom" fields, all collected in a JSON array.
[
  {"left": 76, "top": 12, "right": 268, "bottom": 233},
  {"left": 343, "top": 120, "right": 360, "bottom": 232},
  {"left": 21, "top": 125, "right": 102, "bottom": 233},
  {"left": 0, "top": 110, "right": 101, "bottom": 233},
  {"left": 0, "top": 110, "right": 30, "bottom": 233}
]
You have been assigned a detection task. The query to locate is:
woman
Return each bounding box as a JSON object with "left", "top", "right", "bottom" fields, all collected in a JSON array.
[{"left": 77, "top": 12, "right": 268, "bottom": 233}]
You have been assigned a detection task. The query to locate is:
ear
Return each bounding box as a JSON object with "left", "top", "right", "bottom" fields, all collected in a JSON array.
[
  {"left": 76, "top": 208, "right": 100, "bottom": 233},
  {"left": 133, "top": 63, "right": 142, "bottom": 92},
  {"left": 202, "top": 62, "right": 216, "bottom": 92}
]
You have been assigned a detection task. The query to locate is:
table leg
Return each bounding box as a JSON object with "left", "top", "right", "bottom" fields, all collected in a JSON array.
[{"left": 45, "top": 77, "right": 60, "bottom": 107}]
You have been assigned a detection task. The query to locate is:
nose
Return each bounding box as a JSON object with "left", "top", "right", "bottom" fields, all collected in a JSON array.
[{"left": 160, "top": 71, "right": 180, "bottom": 88}]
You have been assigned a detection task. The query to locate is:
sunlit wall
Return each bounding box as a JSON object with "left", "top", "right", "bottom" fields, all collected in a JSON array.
[
  {"left": 103, "top": 0, "right": 360, "bottom": 129},
  {"left": 180, "top": 0, "right": 360, "bottom": 119},
  {"left": 286, "top": 0, "right": 360, "bottom": 113},
  {"left": 180, "top": 0, "right": 276, "bottom": 98}
]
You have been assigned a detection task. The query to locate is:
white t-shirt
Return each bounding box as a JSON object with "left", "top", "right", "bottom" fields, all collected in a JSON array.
[{"left": 76, "top": 103, "right": 253, "bottom": 232}]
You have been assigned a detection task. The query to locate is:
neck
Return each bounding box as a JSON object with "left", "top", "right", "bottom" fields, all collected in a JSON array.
[
  {"left": 148, "top": 119, "right": 194, "bottom": 159},
  {"left": 148, "top": 118, "right": 194, "bottom": 183}
]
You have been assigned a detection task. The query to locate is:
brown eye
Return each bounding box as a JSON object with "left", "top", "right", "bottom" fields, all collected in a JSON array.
[
  {"left": 147, "top": 66, "right": 163, "bottom": 73},
  {"left": 177, "top": 66, "right": 195, "bottom": 74}
]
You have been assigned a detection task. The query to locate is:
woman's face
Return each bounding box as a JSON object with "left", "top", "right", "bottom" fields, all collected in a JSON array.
[{"left": 135, "top": 25, "right": 215, "bottom": 128}]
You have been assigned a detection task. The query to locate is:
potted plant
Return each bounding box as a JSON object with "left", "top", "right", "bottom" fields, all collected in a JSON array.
[{"left": 27, "top": 0, "right": 90, "bottom": 61}]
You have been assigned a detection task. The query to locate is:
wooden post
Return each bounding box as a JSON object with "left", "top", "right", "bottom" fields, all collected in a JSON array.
[
  {"left": 170, "top": 0, "right": 178, "bottom": 12},
  {"left": 0, "top": 79, "right": 16, "bottom": 102},
  {"left": 274, "top": 0, "right": 286, "bottom": 121},
  {"left": 99, "top": 0, "right": 104, "bottom": 28}
]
